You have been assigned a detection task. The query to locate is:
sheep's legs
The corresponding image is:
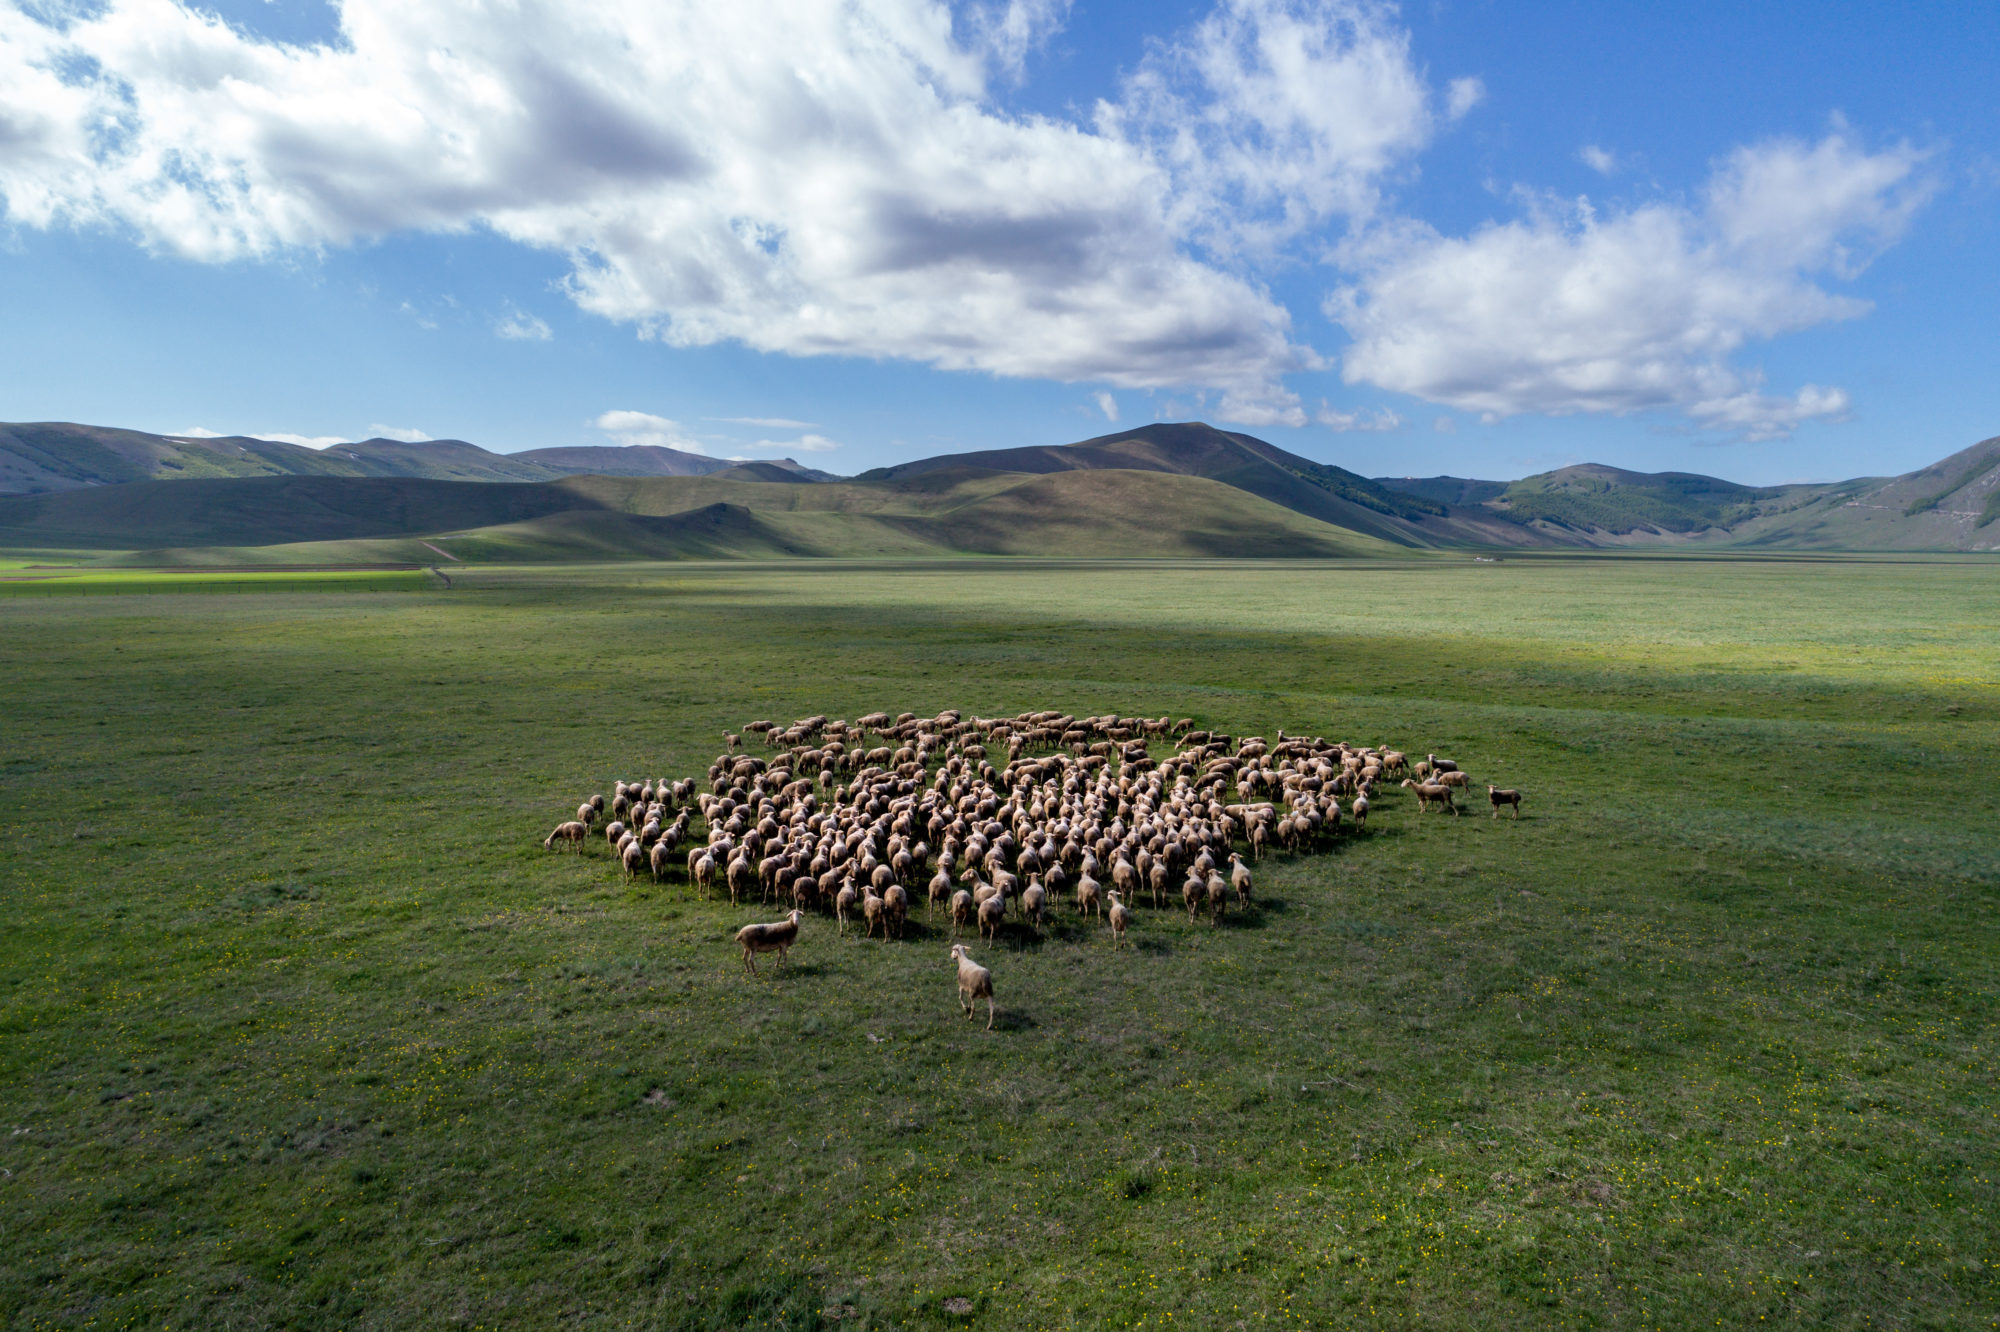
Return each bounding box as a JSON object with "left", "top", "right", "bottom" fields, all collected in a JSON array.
[{"left": 985, "top": 998, "right": 995, "bottom": 1031}]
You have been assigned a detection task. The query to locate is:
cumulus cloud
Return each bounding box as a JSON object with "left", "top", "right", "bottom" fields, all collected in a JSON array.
[
  {"left": 1431, "top": 415, "right": 1456, "bottom": 434},
  {"left": 261, "top": 432, "right": 352, "bottom": 449},
  {"left": 1579, "top": 144, "right": 1617, "bottom": 174},
  {"left": 713, "top": 416, "right": 817, "bottom": 429},
  {"left": 366, "top": 424, "right": 431, "bottom": 442},
  {"left": 1093, "top": 391, "right": 1118, "bottom": 422},
  {"left": 593, "top": 410, "right": 704, "bottom": 452},
  {"left": 1114, "top": 0, "right": 1438, "bottom": 258},
  {"left": 1329, "top": 132, "right": 1932, "bottom": 438},
  {"left": 0, "top": 0, "right": 1453, "bottom": 416},
  {"left": 494, "top": 306, "right": 552, "bottom": 341}
]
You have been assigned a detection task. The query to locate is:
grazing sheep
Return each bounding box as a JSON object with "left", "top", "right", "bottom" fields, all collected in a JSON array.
[
  {"left": 734, "top": 909, "right": 803, "bottom": 974},
  {"left": 543, "top": 820, "right": 587, "bottom": 851},
  {"left": 1107, "top": 890, "right": 1132, "bottom": 948},
  {"left": 1488, "top": 785, "right": 1524, "bottom": 819},
  {"left": 948, "top": 943, "right": 996, "bottom": 1030},
  {"left": 1437, "top": 770, "right": 1471, "bottom": 791}
]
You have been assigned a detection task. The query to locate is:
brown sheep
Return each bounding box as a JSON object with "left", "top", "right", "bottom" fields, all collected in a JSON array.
[
  {"left": 883, "top": 884, "right": 910, "bottom": 939},
  {"left": 1206, "top": 871, "right": 1228, "bottom": 925},
  {"left": 543, "top": 820, "right": 587, "bottom": 851},
  {"left": 949, "top": 889, "right": 974, "bottom": 938},
  {"left": 1488, "top": 785, "right": 1524, "bottom": 819},
  {"left": 1400, "top": 779, "right": 1459, "bottom": 816},
  {"left": 861, "top": 884, "right": 887, "bottom": 940}
]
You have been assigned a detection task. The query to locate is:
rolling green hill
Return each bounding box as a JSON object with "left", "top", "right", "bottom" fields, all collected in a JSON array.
[
  {"left": 1368, "top": 435, "right": 2000, "bottom": 551},
  {"left": 3, "top": 465, "right": 1403, "bottom": 564},
  {"left": 0, "top": 421, "right": 836, "bottom": 494}
]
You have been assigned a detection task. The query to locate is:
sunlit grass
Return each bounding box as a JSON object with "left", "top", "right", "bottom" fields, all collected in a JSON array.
[{"left": 0, "top": 555, "right": 1993, "bottom": 1328}]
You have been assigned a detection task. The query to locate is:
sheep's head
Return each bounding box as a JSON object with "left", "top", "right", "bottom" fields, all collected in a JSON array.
[{"left": 948, "top": 944, "right": 968, "bottom": 962}]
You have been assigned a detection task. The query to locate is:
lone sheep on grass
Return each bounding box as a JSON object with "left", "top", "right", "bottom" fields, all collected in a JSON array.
[
  {"left": 948, "top": 943, "right": 996, "bottom": 1030},
  {"left": 1488, "top": 785, "right": 1524, "bottom": 819},
  {"left": 735, "top": 910, "right": 802, "bottom": 974}
]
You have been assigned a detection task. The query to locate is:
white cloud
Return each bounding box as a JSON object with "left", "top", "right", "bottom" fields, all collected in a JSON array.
[
  {"left": 742, "top": 433, "right": 840, "bottom": 454},
  {"left": 367, "top": 424, "right": 431, "bottom": 442},
  {"left": 494, "top": 306, "right": 552, "bottom": 341},
  {"left": 1113, "top": 0, "right": 1438, "bottom": 259},
  {"left": 1314, "top": 402, "right": 1400, "bottom": 432},
  {"left": 713, "top": 416, "right": 817, "bottom": 429},
  {"left": 1579, "top": 144, "right": 1617, "bottom": 175},
  {"left": 593, "top": 409, "right": 704, "bottom": 452},
  {"left": 1445, "top": 77, "right": 1484, "bottom": 121},
  {"left": 1432, "top": 415, "right": 1456, "bottom": 434},
  {"left": 0, "top": 0, "right": 1452, "bottom": 417},
  {"left": 1330, "top": 132, "right": 1932, "bottom": 439},
  {"left": 174, "top": 425, "right": 351, "bottom": 447},
  {"left": 1092, "top": 391, "right": 1118, "bottom": 422}
]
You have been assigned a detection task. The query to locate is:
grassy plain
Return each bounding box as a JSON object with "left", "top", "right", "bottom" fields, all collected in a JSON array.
[{"left": 1, "top": 556, "right": 1996, "bottom": 1328}]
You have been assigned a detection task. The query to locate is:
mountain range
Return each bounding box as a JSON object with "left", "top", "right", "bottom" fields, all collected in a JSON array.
[{"left": 1, "top": 419, "right": 1995, "bottom": 560}]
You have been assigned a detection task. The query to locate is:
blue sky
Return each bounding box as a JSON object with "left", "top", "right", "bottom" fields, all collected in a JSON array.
[{"left": 1, "top": 0, "right": 1994, "bottom": 482}]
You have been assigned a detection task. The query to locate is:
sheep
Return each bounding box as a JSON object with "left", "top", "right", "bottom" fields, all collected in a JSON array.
[
  {"left": 1106, "top": 890, "right": 1132, "bottom": 948},
  {"left": 543, "top": 820, "right": 587, "bottom": 851},
  {"left": 948, "top": 943, "right": 996, "bottom": 1030},
  {"left": 1436, "top": 769, "right": 1471, "bottom": 791},
  {"left": 734, "top": 909, "right": 802, "bottom": 974},
  {"left": 949, "top": 889, "right": 974, "bottom": 938},
  {"left": 861, "top": 883, "right": 887, "bottom": 940},
  {"left": 621, "top": 839, "right": 646, "bottom": 879},
  {"left": 576, "top": 802, "right": 598, "bottom": 829},
  {"left": 835, "top": 879, "right": 859, "bottom": 934},
  {"left": 649, "top": 838, "right": 674, "bottom": 881},
  {"left": 883, "top": 884, "right": 910, "bottom": 939},
  {"left": 726, "top": 853, "right": 754, "bottom": 904},
  {"left": 1075, "top": 873, "right": 1102, "bottom": 918},
  {"left": 1020, "top": 879, "right": 1047, "bottom": 933},
  {"left": 978, "top": 890, "right": 1006, "bottom": 945},
  {"left": 1350, "top": 795, "right": 1369, "bottom": 829},
  {"left": 928, "top": 868, "right": 954, "bottom": 914},
  {"left": 693, "top": 850, "right": 718, "bottom": 894},
  {"left": 1488, "top": 785, "right": 1524, "bottom": 819},
  {"left": 1228, "top": 852, "right": 1253, "bottom": 907},
  {"left": 1206, "top": 871, "right": 1229, "bottom": 926},
  {"left": 1183, "top": 873, "right": 1204, "bottom": 922},
  {"left": 1400, "top": 779, "right": 1459, "bottom": 816}
]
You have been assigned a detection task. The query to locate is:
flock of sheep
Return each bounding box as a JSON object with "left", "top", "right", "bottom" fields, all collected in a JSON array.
[{"left": 542, "top": 709, "right": 1522, "bottom": 1029}]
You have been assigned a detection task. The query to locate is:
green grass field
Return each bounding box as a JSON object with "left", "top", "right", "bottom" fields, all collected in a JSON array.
[{"left": 2, "top": 556, "right": 1995, "bottom": 1328}]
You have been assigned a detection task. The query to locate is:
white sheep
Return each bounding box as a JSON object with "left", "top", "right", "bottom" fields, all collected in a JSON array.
[
  {"left": 734, "top": 910, "right": 803, "bottom": 974},
  {"left": 948, "top": 943, "right": 996, "bottom": 1030}
]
